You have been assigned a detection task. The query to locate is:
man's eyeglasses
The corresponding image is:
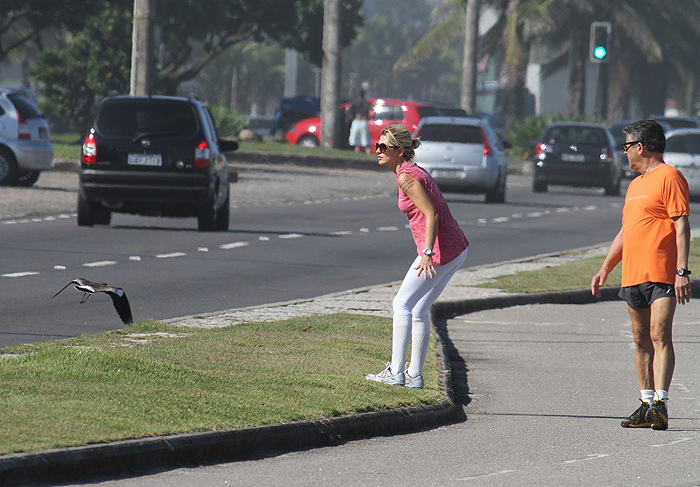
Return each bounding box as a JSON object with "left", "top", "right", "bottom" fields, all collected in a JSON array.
[
  {"left": 376, "top": 143, "right": 399, "bottom": 153},
  {"left": 621, "top": 140, "right": 642, "bottom": 152}
]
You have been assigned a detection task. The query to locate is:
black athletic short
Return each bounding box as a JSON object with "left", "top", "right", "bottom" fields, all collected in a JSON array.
[{"left": 618, "top": 281, "right": 675, "bottom": 309}]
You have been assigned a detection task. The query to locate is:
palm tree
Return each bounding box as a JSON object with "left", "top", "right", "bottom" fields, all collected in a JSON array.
[{"left": 394, "top": 0, "right": 552, "bottom": 125}]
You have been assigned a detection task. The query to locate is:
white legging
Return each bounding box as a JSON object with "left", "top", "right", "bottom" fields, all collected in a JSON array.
[{"left": 391, "top": 248, "right": 467, "bottom": 377}]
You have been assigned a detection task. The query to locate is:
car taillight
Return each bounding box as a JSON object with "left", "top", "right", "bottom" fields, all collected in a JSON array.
[
  {"left": 600, "top": 146, "right": 612, "bottom": 161},
  {"left": 194, "top": 140, "right": 211, "bottom": 168},
  {"left": 17, "top": 113, "right": 31, "bottom": 140},
  {"left": 81, "top": 133, "right": 97, "bottom": 165},
  {"left": 481, "top": 128, "right": 492, "bottom": 156},
  {"left": 536, "top": 142, "right": 547, "bottom": 160}
]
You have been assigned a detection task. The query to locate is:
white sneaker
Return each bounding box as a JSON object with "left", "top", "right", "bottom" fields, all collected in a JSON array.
[
  {"left": 404, "top": 371, "right": 424, "bottom": 389},
  {"left": 365, "top": 363, "right": 405, "bottom": 386}
]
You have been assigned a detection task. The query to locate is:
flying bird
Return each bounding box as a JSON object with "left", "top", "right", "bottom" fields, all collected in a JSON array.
[{"left": 52, "top": 278, "right": 133, "bottom": 324}]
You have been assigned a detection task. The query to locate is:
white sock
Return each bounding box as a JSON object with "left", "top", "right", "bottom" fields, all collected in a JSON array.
[
  {"left": 391, "top": 312, "right": 411, "bottom": 375},
  {"left": 641, "top": 390, "right": 654, "bottom": 405},
  {"left": 408, "top": 332, "right": 430, "bottom": 378},
  {"left": 654, "top": 390, "right": 669, "bottom": 405}
]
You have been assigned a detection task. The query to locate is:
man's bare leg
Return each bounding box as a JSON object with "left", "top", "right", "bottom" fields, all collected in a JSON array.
[
  {"left": 649, "top": 296, "right": 676, "bottom": 392},
  {"left": 627, "top": 305, "right": 654, "bottom": 390}
]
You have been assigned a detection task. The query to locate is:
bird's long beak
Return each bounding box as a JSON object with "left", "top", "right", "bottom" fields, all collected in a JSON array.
[{"left": 51, "top": 282, "right": 72, "bottom": 299}]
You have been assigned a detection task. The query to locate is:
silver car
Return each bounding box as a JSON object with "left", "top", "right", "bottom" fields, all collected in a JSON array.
[
  {"left": 663, "top": 128, "right": 700, "bottom": 201},
  {"left": 0, "top": 88, "right": 54, "bottom": 186},
  {"left": 413, "top": 116, "right": 507, "bottom": 203}
]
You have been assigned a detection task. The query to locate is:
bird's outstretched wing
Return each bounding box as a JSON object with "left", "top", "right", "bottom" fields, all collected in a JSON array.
[{"left": 106, "top": 290, "right": 133, "bottom": 325}]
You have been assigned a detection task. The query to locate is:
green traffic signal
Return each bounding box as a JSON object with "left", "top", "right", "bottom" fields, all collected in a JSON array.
[{"left": 594, "top": 46, "right": 607, "bottom": 60}]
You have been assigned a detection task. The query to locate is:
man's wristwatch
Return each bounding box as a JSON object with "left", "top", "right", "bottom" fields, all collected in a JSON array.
[
  {"left": 423, "top": 248, "right": 434, "bottom": 258},
  {"left": 677, "top": 267, "right": 692, "bottom": 277}
]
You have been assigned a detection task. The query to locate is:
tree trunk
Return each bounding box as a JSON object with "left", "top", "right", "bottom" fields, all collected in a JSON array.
[
  {"left": 321, "top": 0, "right": 342, "bottom": 149},
  {"left": 567, "top": 25, "right": 586, "bottom": 116},
  {"left": 461, "top": 0, "right": 480, "bottom": 114},
  {"left": 130, "top": 0, "right": 155, "bottom": 96},
  {"left": 607, "top": 35, "right": 630, "bottom": 123}
]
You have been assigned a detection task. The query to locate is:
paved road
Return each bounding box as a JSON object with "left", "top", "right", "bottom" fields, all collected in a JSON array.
[{"left": 58, "top": 300, "right": 700, "bottom": 487}]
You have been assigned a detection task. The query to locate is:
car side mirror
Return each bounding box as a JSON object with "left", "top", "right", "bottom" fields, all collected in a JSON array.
[{"left": 219, "top": 140, "right": 239, "bottom": 152}]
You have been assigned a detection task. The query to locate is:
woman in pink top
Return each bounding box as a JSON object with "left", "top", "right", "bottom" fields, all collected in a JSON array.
[{"left": 366, "top": 124, "right": 468, "bottom": 389}]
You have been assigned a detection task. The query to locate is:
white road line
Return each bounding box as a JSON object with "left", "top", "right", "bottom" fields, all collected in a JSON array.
[
  {"left": 584, "top": 205, "right": 598, "bottom": 211},
  {"left": 359, "top": 228, "right": 370, "bottom": 233},
  {"left": 54, "top": 265, "right": 66, "bottom": 270},
  {"left": 83, "top": 261, "right": 117, "bottom": 267},
  {"left": 492, "top": 217, "right": 509, "bottom": 223},
  {"left": 377, "top": 226, "right": 399, "bottom": 231},
  {"left": 156, "top": 252, "right": 186, "bottom": 258},
  {"left": 562, "top": 453, "right": 610, "bottom": 464},
  {"left": 219, "top": 242, "right": 249, "bottom": 250},
  {"left": 650, "top": 438, "right": 693, "bottom": 448},
  {"left": 527, "top": 212, "right": 543, "bottom": 218},
  {"left": 198, "top": 247, "right": 209, "bottom": 252},
  {"left": 330, "top": 231, "right": 352, "bottom": 236},
  {"left": 455, "top": 470, "right": 517, "bottom": 481},
  {"left": 279, "top": 233, "right": 303, "bottom": 239},
  {"left": 258, "top": 236, "right": 270, "bottom": 241},
  {"left": 556, "top": 207, "right": 570, "bottom": 213},
  {"left": 512, "top": 213, "right": 523, "bottom": 219},
  {"left": 2, "top": 271, "right": 40, "bottom": 277},
  {"left": 129, "top": 256, "right": 142, "bottom": 261},
  {"left": 2, "top": 220, "right": 17, "bottom": 225},
  {"left": 477, "top": 218, "right": 487, "bottom": 224}
]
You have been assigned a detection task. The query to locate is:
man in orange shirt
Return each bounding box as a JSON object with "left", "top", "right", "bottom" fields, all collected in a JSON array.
[{"left": 592, "top": 119, "right": 691, "bottom": 431}]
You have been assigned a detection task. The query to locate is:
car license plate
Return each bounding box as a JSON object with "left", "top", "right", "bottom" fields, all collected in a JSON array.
[
  {"left": 128, "top": 153, "right": 162, "bottom": 166},
  {"left": 561, "top": 153, "right": 585, "bottom": 162},
  {"left": 432, "top": 169, "right": 464, "bottom": 178}
]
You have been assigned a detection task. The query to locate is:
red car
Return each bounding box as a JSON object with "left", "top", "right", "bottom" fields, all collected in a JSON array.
[{"left": 285, "top": 98, "right": 463, "bottom": 148}]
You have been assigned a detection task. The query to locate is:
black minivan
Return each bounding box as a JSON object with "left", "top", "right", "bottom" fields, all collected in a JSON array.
[
  {"left": 78, "top": 94, "right": 238, "bottom": 231},
  {"left": 532, "top": 122, "right": 622, "bottom": 196}
]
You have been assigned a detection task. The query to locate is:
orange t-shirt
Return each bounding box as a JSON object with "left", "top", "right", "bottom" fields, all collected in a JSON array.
[{"left": 621, "top": 163, "right": 689, "bottom": 287}]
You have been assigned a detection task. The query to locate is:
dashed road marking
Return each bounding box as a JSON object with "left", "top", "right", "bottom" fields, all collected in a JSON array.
[
  {"left": 330, "top": 231, "right": 352, "bottom": 236},
  {"left": 377, "top": 226, "right": 399, "bottom": 231},
  {"left": 219, "top": 242, "right": 249, "bottom": 250},
  {"left": 2, "top": 271, "right": 40, "bottom": 277},
  {"left": 82, "top": 261, "right": 117, "bottom": 267},
  {"left": 156, "top": 252, "right": 186, "bottom": 259},
  {"left": 279, "top": 233, "right": 303, "bottom": 239}
]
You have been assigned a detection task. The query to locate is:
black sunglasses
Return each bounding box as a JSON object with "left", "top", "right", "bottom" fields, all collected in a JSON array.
[
  {"left": 376, "top": 143, "right": 399, "bottom": 153},
  {"left": 621, "top": 140, "right": 642, "bottom": 152}
]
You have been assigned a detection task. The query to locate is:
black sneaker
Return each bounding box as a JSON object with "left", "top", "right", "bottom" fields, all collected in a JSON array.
[
  {"left": 647, "top": 400, "right": 668, "bottom": 430},
  {"left": 621, "top": 400, "right": 651, "bottom": 428}
]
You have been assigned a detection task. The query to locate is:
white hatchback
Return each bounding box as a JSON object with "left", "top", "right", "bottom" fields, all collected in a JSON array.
[
  {"left": 663, "top": 128, "right": 700, "bottom": 201},
  {"left": 0, "top": 88, "right": 54, "bottom": 186}
]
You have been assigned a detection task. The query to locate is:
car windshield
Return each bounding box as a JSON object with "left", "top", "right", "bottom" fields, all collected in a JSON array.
[
  {"left": 667, "top": 134, "right": 700, "bottom": 154},
  {"left": 7, "top": 94, "right": 43, "bottom": 119},
  {"left": 544, "top": 127, "right": 606, "bottom": 146},
  {"left": 97, "top": 101, "right": 199, "bottom": 138},
  {"left": 417, "top": 124, "right": 482, "bottom": 144}
]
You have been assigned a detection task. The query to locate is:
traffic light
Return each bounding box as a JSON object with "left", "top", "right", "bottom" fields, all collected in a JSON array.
[{"left": 589, "top": 21, "right": 612, "bottom": 63}]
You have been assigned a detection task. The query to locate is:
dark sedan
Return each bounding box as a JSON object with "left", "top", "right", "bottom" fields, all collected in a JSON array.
[{"left": 533, "top": 122, "right": 622, "bottom": 196}]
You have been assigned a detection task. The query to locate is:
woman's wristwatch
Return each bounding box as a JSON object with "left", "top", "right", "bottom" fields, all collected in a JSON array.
[{"left": 423, "top": 248, "right": 434, "bottom": 258}]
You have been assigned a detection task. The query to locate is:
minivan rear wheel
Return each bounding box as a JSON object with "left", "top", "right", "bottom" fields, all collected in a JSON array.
[
  {"left": 77, "top": 193, "right": 95, "bottom": 227},
  {"left": 198, "top": 197, "right": 218, "bottom": 231}
]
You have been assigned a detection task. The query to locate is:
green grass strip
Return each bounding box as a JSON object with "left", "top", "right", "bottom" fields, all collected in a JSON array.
[
  {"left": 476, "top": 238, "right": 700, "bottom": 294},
  {"left": 0, "top": 314, "right": 440, "bottom": 455}
]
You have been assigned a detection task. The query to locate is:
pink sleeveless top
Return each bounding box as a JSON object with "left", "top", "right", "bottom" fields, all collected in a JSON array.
[{"left": 397, "top": 163, "right": 469, "bottom": 265}]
